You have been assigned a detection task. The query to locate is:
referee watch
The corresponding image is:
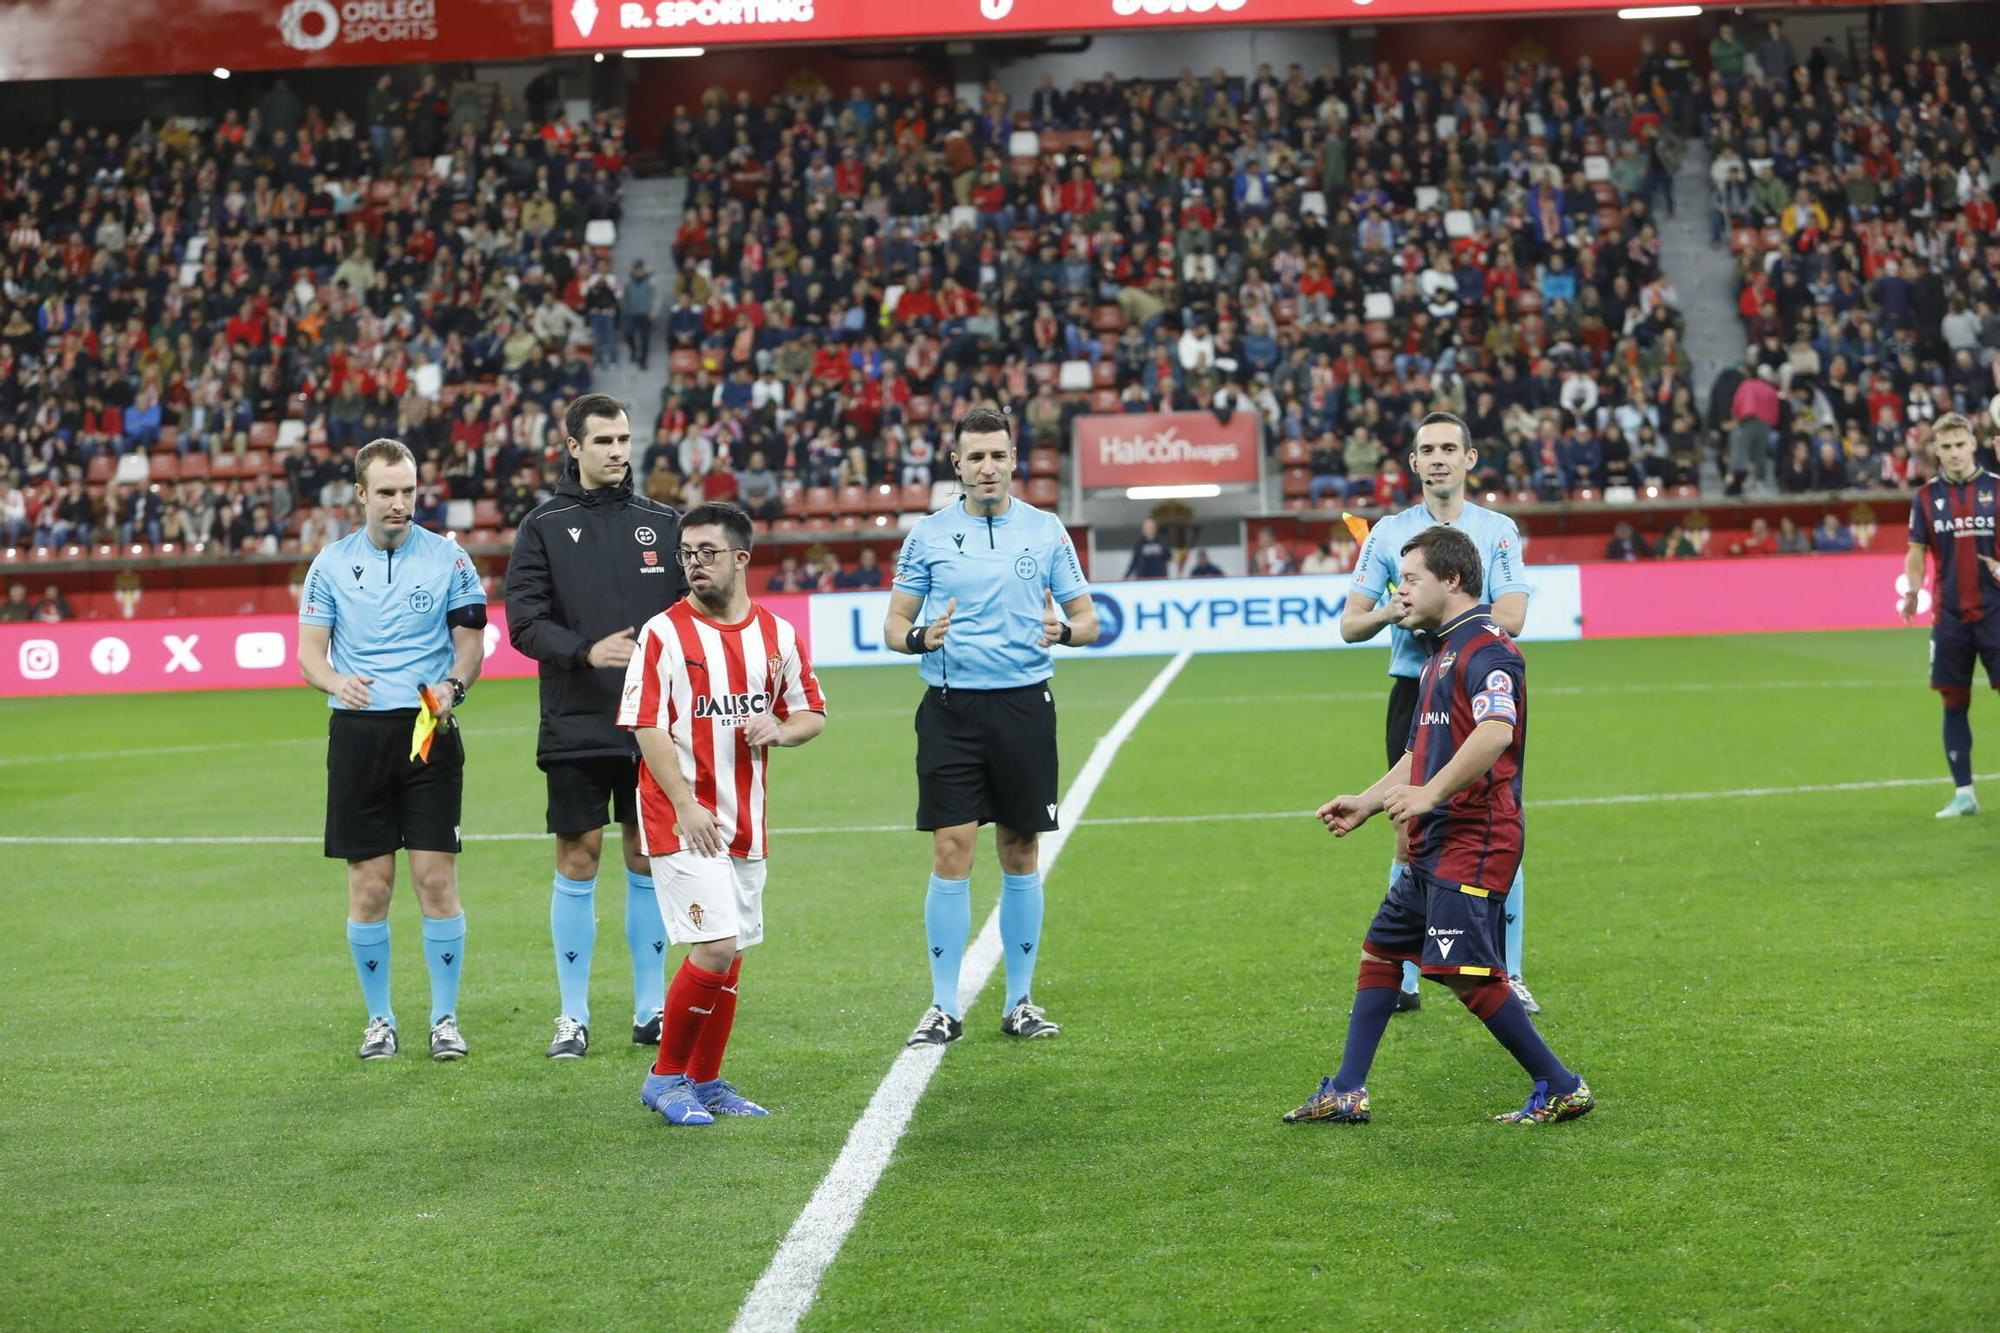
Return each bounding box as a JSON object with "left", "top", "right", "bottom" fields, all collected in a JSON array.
[{"left": 443, "top": 675, "right": 469, "bottom": 706}]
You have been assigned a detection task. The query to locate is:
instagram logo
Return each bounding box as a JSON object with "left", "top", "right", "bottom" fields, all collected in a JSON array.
[{"left": 18, "top": 639, "right": 60, "bottom": 681}]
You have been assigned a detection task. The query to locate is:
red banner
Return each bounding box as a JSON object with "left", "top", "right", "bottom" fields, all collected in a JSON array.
[
  {"left": 0, "top": 596, "right": 812, "bottom": 698},
  {"left": 0, "top": 0, "right": 550, "bottom": 82},
  {"left": 1072, "top": 411, "right": 1261, "bottom": 491},
  {"left": 552, "top": 0, "right": 1860, "bottom": 51}
]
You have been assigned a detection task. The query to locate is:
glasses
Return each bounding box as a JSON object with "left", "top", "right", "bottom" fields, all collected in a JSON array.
[{"left": 675, "top": 546, "right": 745, "bottom": 568}]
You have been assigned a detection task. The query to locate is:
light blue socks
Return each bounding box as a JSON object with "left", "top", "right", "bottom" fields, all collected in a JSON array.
[
  {"left": 421, "top": 913, "right": 465, "bottom": 1026},
  {"left": 552, "top": 873, "right": 596, "bottom": 1025},
  {"left": 347, "top": 918, "right": 393, "bottom": 1025},
  {"left": 626, "top": 869, "right": 665, "bottom": 1024},
  {"left": 924, "top": 874, "right": 971, "bottom": 1017},
  {"left": 1000, "top": 871, "right": 1045, "bottom": 1011}
]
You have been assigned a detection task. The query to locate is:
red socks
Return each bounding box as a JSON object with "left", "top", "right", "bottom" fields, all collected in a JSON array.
[
  {"left": 686, "top": 957, "right": 743, "bottom": 1084},
  {"left": 652, "top": 958, "right": 728, "bottom": 1076}
]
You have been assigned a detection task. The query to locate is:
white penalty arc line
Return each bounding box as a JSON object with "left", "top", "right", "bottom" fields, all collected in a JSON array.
[
  {"left": 725, "top": 649, "right": 1194, "bottom": 1333},
  {"left": 0, "top": 769, "right": 1989, "bottom": 847}
]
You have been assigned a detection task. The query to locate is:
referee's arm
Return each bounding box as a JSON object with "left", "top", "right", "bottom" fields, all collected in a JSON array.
[
  {"left": 1489, "top": 592, "right": 1528, "bottom": 637},
  {"left": 503, "top": 516, "right": 595, "bottom": 667},
  {"left": 298, "top": 622, "right": 372, "bottom": 709}
]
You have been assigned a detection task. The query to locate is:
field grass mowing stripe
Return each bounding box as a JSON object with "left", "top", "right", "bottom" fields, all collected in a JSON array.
[
  {"left": 726, "top": 650, "right": 1193, "bottom": 1333},
  {"left": 4, "top": 767, "right": 1984, "bottom": 847},
  {"left": 0, "top": 678, "right": 1908, "bottom": 768}
]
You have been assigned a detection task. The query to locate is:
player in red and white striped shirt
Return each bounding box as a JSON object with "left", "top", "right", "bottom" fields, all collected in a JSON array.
[{"left": 616, "top": 504, "right": 827, "bottom": 1125}]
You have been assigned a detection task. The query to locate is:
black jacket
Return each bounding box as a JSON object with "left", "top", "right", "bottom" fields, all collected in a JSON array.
[{"left": 505, "top": 466, "right": 684, "bottom": 765}]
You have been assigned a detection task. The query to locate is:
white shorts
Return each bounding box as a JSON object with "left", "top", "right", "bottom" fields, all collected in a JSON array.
[{"left": 651, "top": 851, "right": 767, "bottom": 948}]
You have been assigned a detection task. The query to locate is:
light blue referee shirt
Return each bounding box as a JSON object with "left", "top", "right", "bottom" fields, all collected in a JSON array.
[
  {"left": 1352, "top": 499, "right": 1531, "bottom": 679},
  {"left": 894, "top": 497, "right": 1089, "bottom": 690},
  {"left": 299, "top": 526, "right": 487, "bottom": 710}
]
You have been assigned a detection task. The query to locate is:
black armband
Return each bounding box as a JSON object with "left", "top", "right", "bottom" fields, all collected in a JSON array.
[
  {"left": 906, "top": 624, "right": 932, "bottom": 654},
  {"left": 446, "top": 604, "right": 488, "bottom": 631}
]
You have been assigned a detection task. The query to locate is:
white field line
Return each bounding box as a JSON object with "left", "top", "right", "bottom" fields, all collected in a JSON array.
[
  {"left": 0, "top": 768, "right": 1985, "bottom": 848},
  {"left": 0, "top": 678, "right": 1907, "bottom": 770},
  {"left": 725, "top": 650, "right": 1193, "bottom": 1333}
]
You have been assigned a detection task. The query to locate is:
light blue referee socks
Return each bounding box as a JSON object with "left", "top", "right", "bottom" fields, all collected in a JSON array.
[
  {"left": 551, "top": 874, "right": 596, "bottom": 1025},
  {"left": 1000, "top": 871, "right": 1045, "bottom": 1012},
  {"left": 421, "top": 913, "right": 466, "bottom": 1026},
  {"left": 1505, "top": 867, "right": 1526, "bottom": 978},
  {"left": 924, "top": 874, "right": 972, "bottom": 1017},
  {"left": 347, "top": 918, "right": 394, "bottom": 1026},
  {"left": 1390, "top": 860, "right": 1420, "bottom": 994},
  {"left": 626, "top": 869, "right": 665, "bottom": 1024}
]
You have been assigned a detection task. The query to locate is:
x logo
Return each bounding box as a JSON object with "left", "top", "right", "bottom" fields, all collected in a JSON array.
[{"left": 164, "top": 635, "right": 202, "bottom": 673}]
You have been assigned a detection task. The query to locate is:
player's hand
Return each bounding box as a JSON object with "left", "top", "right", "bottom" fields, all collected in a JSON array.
[
  {"left": 923, "top": 598, "right": 956, "bottom": 651},
  {"left": 588, "top": 626, "right": 638, "bottom": 668},
  {"left": 1980, "top": 555, "right": 2000, "bottom": 586},
  {"left": 1381, "top": 591, "right": 1411, "bottom": 626},
  {"left": 740, "top": 714, "right": 783, "bottom": 749},
  {"left": 1317, "top": 795, "right": 1373, "bottom": 836},
  {"left": 1899, "top": 590, "right": 1921, "bottom": 625},
  {"left": 1382, "top": 784, "right": 1438, "bottom": 825},
  {"left": 333, "top": 674, "right": 373, "bottom": 709},
  {"left": 674, "top": 800, "right": 725, "bottom": 857},
  {"left": 1038, "top": 588, "right": 1066, "bottom": 647},
  {"left": 424, "top": 681, "right": 456, "bottom": 725}
]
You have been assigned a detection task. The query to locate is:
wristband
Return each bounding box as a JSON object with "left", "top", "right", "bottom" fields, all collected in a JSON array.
[
  {"left": 906, "top": 624, "right": 932, "bottom": 654},
  {"left": 1058, "top": 622, "right": 1073, "bottom": 646}
]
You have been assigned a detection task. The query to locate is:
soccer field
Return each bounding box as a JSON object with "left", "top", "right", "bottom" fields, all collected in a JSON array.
[{"left": 2, "top": 628, "right": 1996, "bottom": 1330}]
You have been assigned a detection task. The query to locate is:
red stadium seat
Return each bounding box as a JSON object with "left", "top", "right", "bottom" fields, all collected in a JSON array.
[
  {"left": 1029, "top": 362, "right": 1057, "bottom": 387},
  {"left": 802, "top": 487, "right": 837, "bottom": 519},
  {"left": 1282, "top": 467, "right": 1312, "bottom": 498},
  {"left": 150, "top": 454, "right": 180, "bottom": 482},
  {"left": 777, "top": 480, "right": 804, "bottom": 515},
  {"left": 1273, "top": 299, "right": 1298, "bottom": 327},
  {"left": 1092, "top": 359, "right": 1117, "bottom": 388},
  {"left": 1024, "top": 477, "right": 1061, "bottom": 508},
  {"left": 1029, "top": 448, "right": 1061, "bottom": 478},
  {"left": 1090, "top": 388, "right": 1120, "bottom": 414},
  {"left": 907, "top": 395, "right": 934, "bottom": 423},
  {"left": 835, "top": 484, "right": 870, "bottom": 515},
  {"left": 1278, "top": 439, "right": 1310, "bottom": 467},
  {"left": 474, "top": 499, "right": 502, "bottom": 528},
  {"left": 867, "top": 483, "right": 899, "bottom": 516},
  {"left": 669, "top": 348, "right": 701, "bottom": 376},
  {"left": 1091, "top": 304, "right": 1123, "bottom": 333},
  {"left": 209, "top": 453, "right": 242, "bottom": 481},
  {"left": 86, "top": 455, "right": 114, "bottom": 484},
  {"left": 1570, "top": 487, "right": 1600, "bottom": 503},
  {"left": 248, "top": 422, "right": 278, "bottom": 450},
  {"left": 179, "top": 453, "right": 209, "bottom": 481},
  {"left": 899, "top": 481, "right": 932, "bottom": 512}
]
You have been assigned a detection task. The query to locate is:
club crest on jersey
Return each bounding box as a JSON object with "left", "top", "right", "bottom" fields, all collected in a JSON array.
[
  {"left": 694, "top": 691, "right": 774, "bottom": 722},
  {"left": 1014, "top": 554, "right": 1038, "bottom": 580},
  {"left": 409, "top": 589, "right": 434, "bottom": 613},
  {"left": 634, "top": 526, "right": 657, "bottom": 545},
  {"left": 768, "top": 653, "right": 784, "bottom": 681},
  {"left": 1436, "top": 650, "right": 1457, "bottom": 674}
]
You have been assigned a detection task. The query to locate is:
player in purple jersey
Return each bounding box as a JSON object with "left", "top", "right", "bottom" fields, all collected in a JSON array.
[
  {"left": 1284, "top": 527, "right": 1592, "bottom": 1126},
  {"left": 1901, "top": 413, "right": 2000, "bottom": 819}
]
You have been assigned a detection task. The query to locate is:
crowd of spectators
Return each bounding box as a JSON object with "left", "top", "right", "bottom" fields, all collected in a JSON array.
[
  {"left": 646, "top": 52, "right": 1702, "bottom": 516},
  {"left": 1, "top": 72, "right": 627, "bottom": 553},
  {"left": 1706, "top": 26, "right": 2000, "bottom": 495}
]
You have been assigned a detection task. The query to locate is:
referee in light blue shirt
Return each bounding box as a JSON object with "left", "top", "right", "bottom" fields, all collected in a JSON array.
[
  {"left": 1341, "top": 412, "right": 1540, "bottom": 1014},
  {"left": 297, "top": 438, "right": 489, "bottom": 1063},
  {"left": 883, "top": 406, "right": 1099, "bottom": 1049}
]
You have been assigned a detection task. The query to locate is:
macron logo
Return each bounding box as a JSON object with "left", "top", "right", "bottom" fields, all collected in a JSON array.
[{"left": 568, "top": 527, "right": 582, "bottom": 543}]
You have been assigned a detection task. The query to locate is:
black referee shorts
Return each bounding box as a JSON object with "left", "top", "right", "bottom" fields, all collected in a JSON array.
[
  {"left": 544, "top": 755, "right": 640, "bottom": 835},
  {"left": 915, "top": 682, "right": 1060, "bottom": 834},
  {"left": 1386, "top": 675, "right": 1421, "bottom": 769},
  {"left": 324, "top": 709, "right": 465, "bottom": 860}
]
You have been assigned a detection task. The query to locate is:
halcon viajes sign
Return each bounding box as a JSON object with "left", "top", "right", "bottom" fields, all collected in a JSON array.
[{"left": 1073, "top": 412, "right": 1262, "bottom": 490}]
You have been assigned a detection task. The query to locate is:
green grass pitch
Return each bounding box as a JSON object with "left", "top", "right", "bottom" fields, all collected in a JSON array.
[{"left": 1, "top": 629, "right": 1995, "bottom": 1330}]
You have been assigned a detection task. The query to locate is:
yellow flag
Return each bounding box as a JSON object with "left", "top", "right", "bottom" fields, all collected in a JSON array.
[{"left": 410, "top": 686, "right": 441, "bottom": 763}]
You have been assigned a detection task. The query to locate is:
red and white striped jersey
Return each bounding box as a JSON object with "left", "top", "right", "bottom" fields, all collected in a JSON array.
[{"left": 616, "top": 599, "right": 827, "bottom": 860}]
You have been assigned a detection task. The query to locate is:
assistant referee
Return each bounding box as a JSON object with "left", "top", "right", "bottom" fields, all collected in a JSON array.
[
  {"left": 505, "top": 392, "right": 684, "bottom": 1059},
  {"left": 297, "top": 437, "right": 488, "bottom": 1062},
  {"left": 883, "top": 406, "right": 1099, "bottom": 1048}
]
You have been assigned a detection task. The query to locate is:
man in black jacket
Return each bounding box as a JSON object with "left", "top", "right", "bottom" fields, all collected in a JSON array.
[{"left": 506, "top": 393, "right": 686, "bottom": 1059}]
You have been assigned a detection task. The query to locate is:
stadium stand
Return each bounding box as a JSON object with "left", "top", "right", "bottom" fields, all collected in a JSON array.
[
  {"left": 1706, "top": 37, "right": 2000, "bottom": 496},
  {"left": 1, "top": 81, "right": 627, "bottom": 556}
]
